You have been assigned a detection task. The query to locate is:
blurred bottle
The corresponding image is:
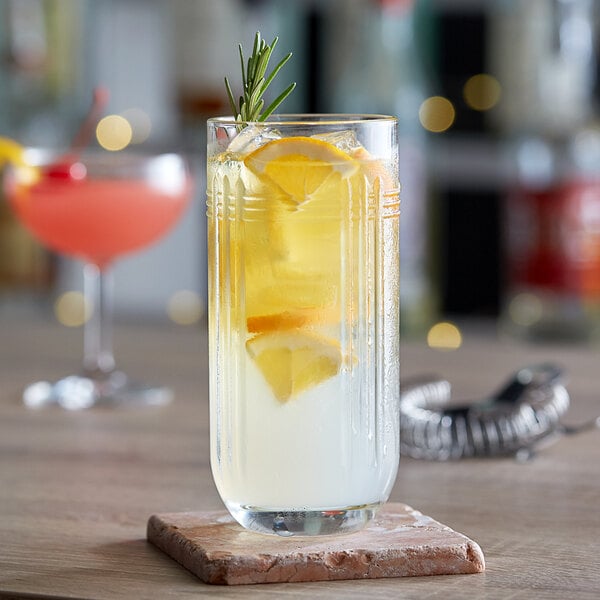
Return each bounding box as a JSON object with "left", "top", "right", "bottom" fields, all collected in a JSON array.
[
  {"left": 490, "top": 0, "right": 596, "bottom": 139},
  {"left": 493, "top": 0, "right": 600, "bottom": 342},
  {"left": 503, "top": 130, "right": 600, "bottom": 342},
  {"left": 329, "top": 0, "right": 437, "bottom": 335},
  {"left": 172, "top": 0, "right": 239, "bottom": 149},
  {"left": 173, "top": 0, "right": 310, "bottom": 149},
  {"left": 0, "top": 0, "right": 78, "bottom": 295}
]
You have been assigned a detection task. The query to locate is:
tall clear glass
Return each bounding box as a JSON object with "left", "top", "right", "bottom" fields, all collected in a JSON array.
[{"left": 207, "top": 115, "right": 400, "bottom": 536}]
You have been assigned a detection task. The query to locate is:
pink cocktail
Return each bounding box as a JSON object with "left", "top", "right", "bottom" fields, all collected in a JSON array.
[
  {"left": 5, "top": 150, "right": 192, "bottom": 409},
  {"left": 11, "top": 177, "right": 188, "bottom": 266}
]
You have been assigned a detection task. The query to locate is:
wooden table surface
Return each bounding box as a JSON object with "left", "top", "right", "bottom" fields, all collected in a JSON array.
[{"left": 1, "top": 315, "right": 599, "bottom": 599}]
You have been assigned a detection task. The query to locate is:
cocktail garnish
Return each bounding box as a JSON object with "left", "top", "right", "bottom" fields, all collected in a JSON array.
[
  {"left": 71, "top": 87, "right": 110, "bottom": 153},
  {"left": 0, "top": 136, "right": 29, "bottom": 168},
  {"left": 246, "top": 331, "right": 342, "bottom": 402},
  {"left": 45, "top": 87, "right": 109, "bottom": 180},
  {"left": 224, "top": 31, "right": 296, "bottom": 123},
  {"left": 244, "top": 136, "right": 358, "bottom": 203},
  {"left": 0, "top": 136, "right": 39, "bottom": 184},
  {"left": 0, "top": 88, "right": 109, "bottom": 184}
]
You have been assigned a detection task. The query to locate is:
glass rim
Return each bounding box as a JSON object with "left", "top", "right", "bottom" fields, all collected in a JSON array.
[
  {"left": 207, "top": 113, "right": 398, "bottom": 126},
  {"left": 21, "top": 147, "right": 188, "bottom": 166}
]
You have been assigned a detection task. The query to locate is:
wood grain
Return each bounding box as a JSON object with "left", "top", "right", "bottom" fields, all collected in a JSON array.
[{"left": 0, "top": 315, "right": 599, "bottom": 598}]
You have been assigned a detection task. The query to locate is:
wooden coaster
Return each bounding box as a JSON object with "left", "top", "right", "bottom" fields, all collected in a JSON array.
[{"left": 147, "top": 503, "right": 485, "bottom": 585}]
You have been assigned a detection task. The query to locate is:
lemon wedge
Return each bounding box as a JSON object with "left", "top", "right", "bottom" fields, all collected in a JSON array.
[
  {"left": 244, "top": 137, "right": 359, "bottom": 203},
  {"left": 247, "top": 307, "right": 338, "bottom": 334},
  {"left": 246, "top": 330, "right": 342, "bottom": 402},
  {"left": 0, "top": 136, "right": 28, "bottom": 168},
  {"left": 0, "top": 136, "right": 39, "bottom": 184},
  {"left": 352, "top": 146, "right": 398, "bottom": 195}
]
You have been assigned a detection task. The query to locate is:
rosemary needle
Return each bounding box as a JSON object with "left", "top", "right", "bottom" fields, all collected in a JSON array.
[{"left": 224, "top": 31, "right": 296, "bottom": 124}]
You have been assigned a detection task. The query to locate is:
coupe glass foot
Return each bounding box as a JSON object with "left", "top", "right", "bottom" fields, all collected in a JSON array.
[{"left": 22, "top": 371, "right": 173, "bottom": 410}]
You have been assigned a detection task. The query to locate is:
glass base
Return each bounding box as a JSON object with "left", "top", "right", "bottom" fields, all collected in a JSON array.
[
  {"left": 22, "top": 370, "right": 173, "bottom": 410},
  {"left": 226, "top": 502, "right": 380, "bottom": 537}
]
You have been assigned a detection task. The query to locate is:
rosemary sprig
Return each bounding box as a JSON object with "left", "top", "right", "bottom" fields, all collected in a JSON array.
[{"left": 224, "top": 32, "right": 296, "bottom": 123}]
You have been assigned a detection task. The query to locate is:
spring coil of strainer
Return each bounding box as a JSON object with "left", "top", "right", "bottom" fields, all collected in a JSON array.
[{"left": 399, "top": 364, "right": 571, "bottom": 460}]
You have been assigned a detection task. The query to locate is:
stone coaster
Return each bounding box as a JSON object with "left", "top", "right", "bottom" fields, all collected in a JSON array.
[{"left": 147, "top": 503, "right": 485, "bottom": 585}]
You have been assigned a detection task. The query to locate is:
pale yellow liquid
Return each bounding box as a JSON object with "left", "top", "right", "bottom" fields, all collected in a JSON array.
[{"left": 207, "top": 138, "right": 400, "bottom": 513}]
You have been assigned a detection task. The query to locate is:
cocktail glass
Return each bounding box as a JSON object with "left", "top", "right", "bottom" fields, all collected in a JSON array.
[
  {"left": 207, "top": 115, "right": 400, "bottom": 536},
  {"left": 5, "top": 149, "right": 192, "bottom": 409}
]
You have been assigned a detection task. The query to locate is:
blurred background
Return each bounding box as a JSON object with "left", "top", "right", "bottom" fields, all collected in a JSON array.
[{"left": 1, "top": 0, "right": 600, "bottom": 345}]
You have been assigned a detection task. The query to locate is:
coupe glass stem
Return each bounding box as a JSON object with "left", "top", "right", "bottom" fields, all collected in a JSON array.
[{"left": 83, "top": 262, "right": 116, "bottom": 376}]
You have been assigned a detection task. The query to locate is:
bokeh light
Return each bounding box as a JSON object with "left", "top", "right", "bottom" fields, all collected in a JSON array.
[
  {"left": 69, "top": 162, "right": 87, "bottom": 180},
  {"left": 120, "top": 108, "right": 152, "bottom": 144},
  {"left": 427, "top": 321, "right": 463, "bottom": 350},
  {"left": 419, "top": 96, "right": 456, "bottom": 132},
  {"left": 571, "top": 127, "right": 600, "bottom": 173},
  {"left": 96, "top": 115, "right": 132, "bottom": 151},
  {"left": 507, "top": 293, "right": 543, "bottom": 327},
  {"left": 463, "top": 74, "right": 502, "bottom": 111},
  {"left": 167, "top": 290, "right": 204, "bottom": 325},
  {"left": 54, "top": 291, "right": 90, "bottom": 327}
]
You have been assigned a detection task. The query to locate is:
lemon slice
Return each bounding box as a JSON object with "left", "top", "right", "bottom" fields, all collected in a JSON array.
[
  {"left": 352, "top": 146, "right": 398, "bottom": 194},
  {"left": 246, "top": 330, "right": 342, "bottom": 402},
  {"left": 244, "top": 136, "right": 359, "bottom": 203},
  {"left": 0, "top": 136, "right": 39, "bottom": 184},
  {"left": 0, "top": 136, "right": 29, "bottom": 167},
  {"left": 247, "top": 307, "right": 339, "bottom": 334}
]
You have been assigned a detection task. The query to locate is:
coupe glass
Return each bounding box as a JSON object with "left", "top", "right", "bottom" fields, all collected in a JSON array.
[
  {"left": 207, "top": 115, "right": 400, "bottom": 536},
  {"left": 5, "top": 149, "right": 192, "bottom": 409}
]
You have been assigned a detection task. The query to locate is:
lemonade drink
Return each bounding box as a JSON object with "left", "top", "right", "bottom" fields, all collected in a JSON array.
[{"left": 207, "top": 115, "right": 400, "bottom": 536}]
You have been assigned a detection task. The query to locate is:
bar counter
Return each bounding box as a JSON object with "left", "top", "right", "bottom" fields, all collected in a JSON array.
[{"left": 1, "top": 315, "right": 599, "bottom": 599}]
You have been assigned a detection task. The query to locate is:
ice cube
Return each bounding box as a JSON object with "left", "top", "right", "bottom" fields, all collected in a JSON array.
[
  {"left": 311, "top": 130, "right": 362, "bottom": 154},
  {"left": 227, "top": 125, "right": 281, "bottom": 155}
]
